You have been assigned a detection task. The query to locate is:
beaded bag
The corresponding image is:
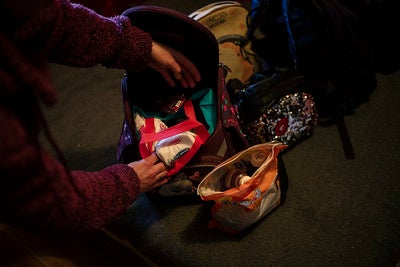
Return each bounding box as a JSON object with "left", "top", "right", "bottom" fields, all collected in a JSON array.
[{"left": 235, "top": 69, "right": 318, "bottom": 147}]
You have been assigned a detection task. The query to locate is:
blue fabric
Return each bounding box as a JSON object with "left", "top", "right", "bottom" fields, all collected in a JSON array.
[
  {"left": 190, "top": 88, "right": 217, "bottom": 134},
  {"left": 282, "top": 0, "right": 299, "bottom": 68}
]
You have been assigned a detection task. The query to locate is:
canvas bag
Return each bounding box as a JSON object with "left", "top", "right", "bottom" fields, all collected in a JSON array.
[
  {"left": 189, "top": 1, "right": 261, "bottom": 85},
  {"left": 117, "top": 6, "right": 250, "bottom": 197},
  {"left": 197, "top": 142, "right": 287, "bottom": 234}
]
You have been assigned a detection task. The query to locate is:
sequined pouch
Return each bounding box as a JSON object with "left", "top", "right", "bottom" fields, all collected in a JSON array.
[{"left": 235, "top": 69, "right": 319, "bottom": 146}]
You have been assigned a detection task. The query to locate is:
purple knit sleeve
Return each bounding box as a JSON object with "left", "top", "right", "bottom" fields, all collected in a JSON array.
[
  {"left": 0, "top": 105, "right": 142, "bottom": 231},
  {"left": 0, "top": 0, "right": 146, "bottom": 232},
  {"left": 16, "top": 0, "right": 153, "bottom": 71}
]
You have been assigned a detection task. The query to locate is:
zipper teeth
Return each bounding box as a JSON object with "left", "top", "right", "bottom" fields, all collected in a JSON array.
[
  {"left": 256, "top": 75, "right": 304, "bottom": 100},
  {"left": 266, "top": 76, "right": 304, "bottom": 106},
  {"left": 240, "top": 75, "right": 305, "bottom": 119}
]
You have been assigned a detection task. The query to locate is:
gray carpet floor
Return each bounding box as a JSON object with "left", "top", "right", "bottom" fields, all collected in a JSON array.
[{"left": 45, "top": 1, "right": 400, "bottom": 266}]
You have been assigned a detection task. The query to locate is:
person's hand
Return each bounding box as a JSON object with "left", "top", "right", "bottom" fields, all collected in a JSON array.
[
  {"left": 128, "top": 153, "right": 170, "bottom": 192},
  {"left": 148, "top": 41, "right": 201, "bottom": 88}
]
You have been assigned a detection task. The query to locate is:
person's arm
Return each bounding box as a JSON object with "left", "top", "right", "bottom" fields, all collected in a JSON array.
[
  {"left": 0, "top": 104, "right": 141, "bottom": 232},
  {"left": 14, "top": 0, "right": 201, "bottom": 87},
  {"left": 15, "top": 0, "right": 153, "bottom": 71},
  {"left": 0, "top": 0, "right": 178, "bottom": 232}
]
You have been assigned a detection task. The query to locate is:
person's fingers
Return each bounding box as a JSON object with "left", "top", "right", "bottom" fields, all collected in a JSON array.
[
  {"left": 167, "top": 48, "right": 200, "bottom": 88},
  {"left": 145, "top": 153, "right": 161, "bottom": 165},
  {"left": 167, "top": 60, "right": 183, "bottom": 83},
  {"left": 180, "top": 69, "right": 196, "bottom": 88},
  {"left": 153, "top": 161, "right": 168, "bottom": 174},
  {"left": 181, "top": 59, "right": 201, "bottom": 83},
  {"left": 155, "top": 169, "right": 168, "bottom": 180},
  {"left": 156, "top": 175, "right": 171, "bottom": 187},
  {"left": 149, "top": 42, "right": 201, "bottom": 88},
  {"left": 160, "top": 69, "right": 177, "bottom": 87},
  {"left": 153, "top": 169, "right": 170, "bottom": 188},
  {"left": 144, "top": 154, "right": 168, "bottom": 175},
  {"left": 177, "top": 72, "right": 189, "bottom": 88}
]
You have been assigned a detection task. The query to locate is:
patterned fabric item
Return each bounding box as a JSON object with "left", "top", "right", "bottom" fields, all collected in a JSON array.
[
  {"left": 241, "top": 92, "right": 318, "bottom": 146},
  {"left": 235, "top": 69, "right": 318, "bottom": 146},
  {"left": 189, "top": 1, "right": 261, "bottom": 85}
]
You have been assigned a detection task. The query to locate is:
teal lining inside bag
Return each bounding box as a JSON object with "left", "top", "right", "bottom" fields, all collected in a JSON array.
[{"left": 133, "top": 88, "right": 217, "bottom": 135}]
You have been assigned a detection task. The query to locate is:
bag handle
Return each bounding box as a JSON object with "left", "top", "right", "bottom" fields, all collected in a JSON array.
[
  {"left": 138, "top": 100, "right": 208, "bottom": 144},
  {"left": 138, "top": 100, "right": 210, "bottom": 175}
]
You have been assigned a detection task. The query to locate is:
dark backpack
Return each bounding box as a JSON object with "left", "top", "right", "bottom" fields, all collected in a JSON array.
[
  {"left": 366, "top": 0, "right": 400, "bottom": 74},
  {"left": 116, "top": 6, "right": 249, "bottom": 198},
  {"left": 247, "top": 0, "right": 377, "bottom": 119},
  {"left": 246, "top": 0, "right": 382, "bottom": 159}
]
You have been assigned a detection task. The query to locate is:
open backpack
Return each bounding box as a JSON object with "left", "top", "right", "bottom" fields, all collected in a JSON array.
[{"left": 116, "top": 5, "right": 250, "bottom": 198}]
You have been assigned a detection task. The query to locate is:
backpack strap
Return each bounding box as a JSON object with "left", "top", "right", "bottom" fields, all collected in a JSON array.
[{"left": 335, "top": 115, "right": 355, "bottom": 159}]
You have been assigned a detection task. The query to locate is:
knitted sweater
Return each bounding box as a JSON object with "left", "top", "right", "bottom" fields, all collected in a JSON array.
[{"left": 0, "top": 0, "right": 153, "bottom": 232}]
